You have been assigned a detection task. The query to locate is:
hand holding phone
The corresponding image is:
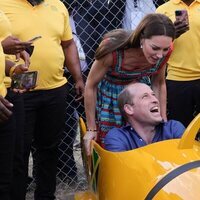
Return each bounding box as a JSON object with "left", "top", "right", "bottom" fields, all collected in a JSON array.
[
  {"left": 174, "top": 10, "right": 189, "bottom": 38},
  {"left": 11, "top": 71, "right": 38, "bottom": 90}
]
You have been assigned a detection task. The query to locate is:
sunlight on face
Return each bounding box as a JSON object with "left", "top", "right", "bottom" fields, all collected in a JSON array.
[
  {"left": 130, "top": 84, "right": 163, "bottom": 125},
  {"left": 141, "top": 35, "right": 172, "bottom": 65}
]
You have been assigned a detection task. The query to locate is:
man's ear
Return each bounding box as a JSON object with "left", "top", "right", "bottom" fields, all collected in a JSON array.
[{"left": 124, "top": 104, "right": 134, "bottom": 116}]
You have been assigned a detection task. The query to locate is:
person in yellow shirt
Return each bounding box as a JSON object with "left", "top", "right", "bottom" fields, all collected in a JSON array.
[
  {"left": 156, "top": 0, "right": 200, "bottom": 127},
  {"left": 0, "top": 9, "right": 32, "bottom": 200},
  {"left": 0, "top": 1, "right": 85, "bottom": 199},
  {"left": 0, "top": 53, "right": 30, "bottom": 200}
]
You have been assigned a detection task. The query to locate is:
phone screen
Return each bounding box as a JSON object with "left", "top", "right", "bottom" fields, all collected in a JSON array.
[{"left": 11, "top": 71, "right": 38, "bottom": 89}]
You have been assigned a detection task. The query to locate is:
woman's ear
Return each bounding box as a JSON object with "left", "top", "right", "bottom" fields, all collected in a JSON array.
[{"left": 124, "top": 104, "right": 134, "bottom": 116}]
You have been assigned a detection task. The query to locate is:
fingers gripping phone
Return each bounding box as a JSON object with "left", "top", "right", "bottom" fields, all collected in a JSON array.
[
  {"left": 175, "top": 10, "right": 189, "bottom": 24},
  {"left": 24, "top": 36, "right": 41, "bottom": 56},
  {"left": 11, "top": 71, "right": 38, "bottom": 90}
]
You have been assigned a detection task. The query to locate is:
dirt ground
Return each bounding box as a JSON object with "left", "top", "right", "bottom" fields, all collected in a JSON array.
[{"left": 26, "top": 145, "right": 88, "bottom": 200}]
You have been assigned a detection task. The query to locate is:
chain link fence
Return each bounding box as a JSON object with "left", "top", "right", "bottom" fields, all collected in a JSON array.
[{"left": 27, "top": 0, "right": 168, "bottom": 199}]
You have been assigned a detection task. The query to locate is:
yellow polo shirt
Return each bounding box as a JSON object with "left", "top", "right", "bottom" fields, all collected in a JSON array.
[
  {"left": 0, "top": 10, "right": 11, "bottom": 41},
  {"left": 0, "top": 45, "right": 6, "bottom": 97},
  {"left": 156, "top": 0, "right": 200, "bottom": 81},
  {"left": 0, "top": 10, "right": 14, "bottom": 89},
  {"left": 0, "top": 0, "right": 73, "bottom": 90},
  {"left": 0, "top": 10, "right": 11, "bottom": 96}
]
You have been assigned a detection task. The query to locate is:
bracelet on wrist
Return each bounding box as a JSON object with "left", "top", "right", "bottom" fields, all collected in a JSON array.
[
  {"left": 9, "top": 64, "right": 17, "bottom": 77},
  {"left": 87, "top": 129, "right": 97, "bottom": 132}
]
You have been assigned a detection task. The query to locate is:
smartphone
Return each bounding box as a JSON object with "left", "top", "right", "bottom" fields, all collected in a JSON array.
[
  {"left": 175, "top": 10, "right": 189, "bottom": 23},
  {"left": 11, "top": 71, "right": 38, "bottom": 90},
  {"left": 28, "top": 36, "right": 42, "bottom": 43},
  {"left": 25, "top": 45, "right": 34, "bottom": 56}
]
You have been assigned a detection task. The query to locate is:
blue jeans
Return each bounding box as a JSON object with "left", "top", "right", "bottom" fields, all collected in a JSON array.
[{"left": 23, "top": 84, "right": 68, "bottom": 200}]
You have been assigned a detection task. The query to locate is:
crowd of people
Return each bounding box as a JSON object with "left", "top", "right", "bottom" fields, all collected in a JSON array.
[{"left": 0, "top": 0, "right": 199, "bottom": 199}]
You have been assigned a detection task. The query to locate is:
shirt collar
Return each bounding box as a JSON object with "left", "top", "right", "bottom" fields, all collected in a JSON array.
[
  {"left": 125, "top": 120, "right": 165, "bottom": 132},
  {"left": 172, "top": 0, "right": 200, "bottom": 4},
  {"left": 27, "top": 0, "right": 44, "bottom": 6}
]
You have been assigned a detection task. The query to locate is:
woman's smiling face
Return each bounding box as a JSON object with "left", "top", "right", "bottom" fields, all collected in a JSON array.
[{"left": 141, "top": 35, "right": 172, "bottom": 64}]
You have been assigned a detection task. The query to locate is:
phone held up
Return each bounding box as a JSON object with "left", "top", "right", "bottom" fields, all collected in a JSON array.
[
  {"left": 175, "top": 10, "right": 189, "bottom": 24},
  {"left": 11, "top": 71, "right": 38, "bottom": 90}
]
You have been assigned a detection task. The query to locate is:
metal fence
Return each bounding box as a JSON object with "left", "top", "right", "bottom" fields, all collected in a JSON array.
[{"left": 27, "top": 0, "right": 168, "bottom": 199}]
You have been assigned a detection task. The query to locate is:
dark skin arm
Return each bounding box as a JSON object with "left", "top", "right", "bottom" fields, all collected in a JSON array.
[
  {"left": 61, "top": 39, "right": 84, "bottom": 100},
  {"left": 1, "top": 35, "right": 31, "bottom": 66}
]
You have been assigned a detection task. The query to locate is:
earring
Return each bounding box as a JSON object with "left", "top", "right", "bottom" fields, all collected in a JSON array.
[{"left": 140, "top": 43, "right": 143, "bottom": 48}]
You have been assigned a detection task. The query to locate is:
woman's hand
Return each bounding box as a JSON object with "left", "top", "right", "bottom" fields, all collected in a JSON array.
[{"left": 83, "top": 130, "right": 97, "bottom": 156}]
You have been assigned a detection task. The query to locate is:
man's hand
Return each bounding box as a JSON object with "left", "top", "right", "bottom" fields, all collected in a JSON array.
[
  {"left": 2, "top": 36, "right": 31, "bottom": 66},
  {"left": 0, "top": 96, "right": 13, "bottom": 123},
  {"left": 2, "top": 35, "right": 32, "bottom": 55},
  {"left": 83, "top": 131, "right": 97, "bottom": 156},
  {"left": 74, "top": 79, "right": 85, "bottom": 101},
  {"left": 15, "top": 50, "right": 31, "bottom": 67},
  {"left": 13, "top": 63, "right": 29, "bottom": 75},
  {"left": 174, "top": 20, "right": 189, "bottom": 39},
  {"left": 10, "top": 64, "right": 30, "bottom": 93}
]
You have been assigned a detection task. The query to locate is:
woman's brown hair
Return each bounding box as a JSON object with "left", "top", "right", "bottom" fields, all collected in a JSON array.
[{"left": 95, "top": 13, "right": 175, "bottom": 60}]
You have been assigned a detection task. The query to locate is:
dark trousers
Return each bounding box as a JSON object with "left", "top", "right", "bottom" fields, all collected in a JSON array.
[
  {"left": 0, "top": 90, "right": 25, "bottom": 200},
  {"left": 8, "top": 90, "right": 26, "bottom": 200},
  {"left": 23, "top": 84, "right": 68, "bottom": 200},
  {"left": 167, "top": 79, "right": 200, "bottom": 127},
  {"left": 0, "top": 101, "right": 15, "bottom": 200}
]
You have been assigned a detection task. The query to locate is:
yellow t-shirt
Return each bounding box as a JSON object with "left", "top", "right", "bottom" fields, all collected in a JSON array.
[
  {"left": 0, "top": 0, "right": 73, "bottom": 90},
  {"left": 0, "top": 10, "right": 13, "bottom": 89},
  {"left": 0, "top": 10, "right": 11, "bottom": 41},
  {"left": 0, "top": 45, "right": 6, "bottom": 97},
  {"left": 0, "top": 10, "right": 10, "bottom": 96},
  {"left": 156, "top": 0, "right": 200, "bottom": 81}
]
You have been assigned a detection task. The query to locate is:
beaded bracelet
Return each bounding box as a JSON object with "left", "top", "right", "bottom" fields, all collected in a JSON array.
[{"left": 86, "top": 129, "right": 97, "bottom": 132}]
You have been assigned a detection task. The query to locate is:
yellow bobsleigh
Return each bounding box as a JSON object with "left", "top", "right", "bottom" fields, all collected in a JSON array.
[{"left": 76, "top": 114, "right": 200, "bottom": 200}]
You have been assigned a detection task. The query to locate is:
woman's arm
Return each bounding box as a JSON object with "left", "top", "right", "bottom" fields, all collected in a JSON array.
[
  {"left": 151, "top": 64, "right": 167, "bottom": 121},
  {"left": 84, "top": 53, "right": 113, "bottom": 155}
]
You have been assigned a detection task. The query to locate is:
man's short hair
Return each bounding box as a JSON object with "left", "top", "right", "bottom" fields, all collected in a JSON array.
[{"left": 118, "top": 84, "right": 134, "bottom": 120}]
